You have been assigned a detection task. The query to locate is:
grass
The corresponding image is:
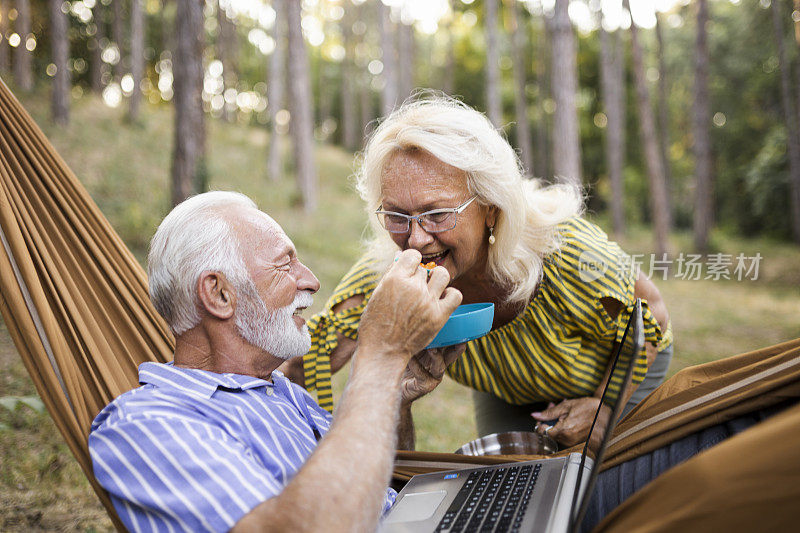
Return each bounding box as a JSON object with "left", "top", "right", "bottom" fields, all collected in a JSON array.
[
  {"left": 0, "top": 330, "right": 112, "bottom": 531},
  {"left": 1, "top": 89, "right": 799, "bottom": 530},
  {"left": 606, "top": 222, "right": 800, "bottom": 372}
]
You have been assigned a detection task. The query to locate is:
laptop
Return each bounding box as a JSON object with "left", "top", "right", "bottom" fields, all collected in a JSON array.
[{"left": 381, "top": 299, "right": 644, "bottom": 533}]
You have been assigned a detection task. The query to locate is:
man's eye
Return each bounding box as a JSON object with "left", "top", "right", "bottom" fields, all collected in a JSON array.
[{"left": 273, "top": 260, "right": 291, "bottom": 271}]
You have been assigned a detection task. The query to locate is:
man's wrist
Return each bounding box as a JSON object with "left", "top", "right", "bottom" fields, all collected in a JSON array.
[
  {"left": 352, "top": 342, "right": 410, "bottom": 379},
  {"left": 357, "top": 337, "right": 411, "bottom": 359}
]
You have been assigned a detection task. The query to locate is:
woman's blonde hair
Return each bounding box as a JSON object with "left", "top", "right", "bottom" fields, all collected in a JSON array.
[{"left": 356, "top": 93, "right": 584, "bottom": 305}]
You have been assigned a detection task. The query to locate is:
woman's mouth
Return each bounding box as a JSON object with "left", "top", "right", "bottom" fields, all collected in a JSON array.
[{"left": 420, "top": 250, "right": 449, "bottom": 266}]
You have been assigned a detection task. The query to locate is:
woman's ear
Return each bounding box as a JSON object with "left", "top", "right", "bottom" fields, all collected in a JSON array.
[
  {"left": 197, "top": 271, "right": 236, "bottom": 321},
  {"left": 485, "top": 206, "right": 499, "bottom": 229}
]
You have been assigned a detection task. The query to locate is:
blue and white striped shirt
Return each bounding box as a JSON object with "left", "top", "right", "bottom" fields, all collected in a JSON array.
[{"left": 89, "top": 362, "right": 396, "bottom": 532}]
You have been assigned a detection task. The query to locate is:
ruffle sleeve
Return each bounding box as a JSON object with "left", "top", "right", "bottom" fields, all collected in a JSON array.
[{"left": 302, "top": 255, "right": 381, "bottom": 411}]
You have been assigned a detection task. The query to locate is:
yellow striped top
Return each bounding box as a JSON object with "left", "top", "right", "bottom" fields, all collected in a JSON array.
[{"left": 303, "top": 217, "right": 672, "bottom": 412}]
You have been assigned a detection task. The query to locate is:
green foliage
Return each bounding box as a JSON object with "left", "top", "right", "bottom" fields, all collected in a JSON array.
[
  {"left": 0, "top": 396, "right": 45, "bottom": 413},
  {"left": 0, "top": 395, "right": 45, "bottom": 430},
  {"left": 742, "top": 126, "right": 792, "bottom": 239}
]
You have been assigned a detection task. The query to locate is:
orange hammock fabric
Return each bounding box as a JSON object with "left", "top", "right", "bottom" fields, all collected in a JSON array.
[
  {"left": 0, "top": 77, "right": 174, "bottom": 530},
  {"left": 1, "top": 76, "right": 799, "bottom": 532}
]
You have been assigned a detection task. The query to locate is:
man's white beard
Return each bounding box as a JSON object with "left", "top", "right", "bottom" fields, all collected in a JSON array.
[{"left": 235, "top": 280, "right": 314, "bottom": 360}]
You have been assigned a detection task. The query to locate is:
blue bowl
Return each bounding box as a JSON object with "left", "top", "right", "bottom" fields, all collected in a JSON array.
[{"left": 426, "top": 303, "right": 495, "bottom": 349}]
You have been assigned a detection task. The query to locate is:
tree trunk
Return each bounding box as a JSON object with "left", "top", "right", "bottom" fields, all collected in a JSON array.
[
  {"left": 162, "top": 0, "right": 175, "bottom": 57},
  {"left": 171, "top": 0, "right": 205, "bottom": 206},
  {"left": 340, "top": 7, "right": 358, "bottom": 151},
  {"left": 0, "top": 0, "right": 9, "bottom": 73},
  {"left": 534, "top": 16, "right": 550, "bottom": 179},
  {"left": 217, "top": 0, "right": 238, "bottom": 122},
  {"left": 287, "top": 0, "right": 318, "bottom": 211},
  {"left": 267, "top": 0, "right": 286, "bottom": 181},
  {"left": 50, "top": 0, "right": 70, "bottom": 125},
  {"left": 379, "top": 1, "right": 398, "bottom": 115},
  {"left": 599, "top": 15, "right": 626, "bottom": 237},
  {"left": 443, "top": 2, "right": 455, "bottom": 95},
  {"left": 359, "top": 70, "right": 374, "bottom": 140},
  {"left": 358, "top": 0, "right": 376, "bottom": 138},
  {"left": 484, "top": 0, "right": 502, "bottom": 127},
  {"left": 771, "top": 0, "right": 800, "bottom": 243},
  {"left": 129, "top": 0, "right": 144, "bottom": 121},
  {"left": 692, "top": 0, "right": 714, "bottom": 251},
  {"left": 796, "top": 0, "right": 800, "bottom": 44},
  {"left": 112, "top": 0, "right": 125, "bottom": 83},
  {"left": 90, "top": 4, "right": 106, "bottom": 93},
  {"left": 792, "top": 0, "right": 800, "bottom": 162},
  {"left": 14, "top": 0, "right": 33, "bottom": 90},
  {"left": 510, "top": 0, "right": 533, "bottom": 176},
  {"left": 624, "top": 0, "right": 671, "bottom": 255},
  {"left": 655, "top": 12, "right": 673, "bottom": 219},
  {"left": 317, "top": 51, "right": 332, "bottom": 128},
  {"left": 548, "top": 0, "right": 582, "bottom": 184},
  {"left": 398, "top": 20, "right": 415, "bottom": 103}
]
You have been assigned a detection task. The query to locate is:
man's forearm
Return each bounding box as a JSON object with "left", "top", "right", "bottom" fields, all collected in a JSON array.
[
  {"left": 397, "top": 403, "right": 416, "bottom": 450},
  {"left": 233, "top": 348, "right": 407, "bottom": 533}
]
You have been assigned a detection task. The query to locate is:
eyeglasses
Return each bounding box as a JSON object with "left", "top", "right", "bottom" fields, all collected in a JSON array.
[{"left": 375, "top": 196, "right": 478, "bottom": 234}]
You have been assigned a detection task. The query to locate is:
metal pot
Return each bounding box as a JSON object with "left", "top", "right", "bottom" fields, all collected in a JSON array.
[{"left": 455, "top": 431, "right": 558, "bottom": 456}]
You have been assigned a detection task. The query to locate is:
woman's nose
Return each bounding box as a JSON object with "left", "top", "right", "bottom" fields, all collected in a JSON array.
[{"left": 407, "top": 219, "right": 435, "bottom": 249}]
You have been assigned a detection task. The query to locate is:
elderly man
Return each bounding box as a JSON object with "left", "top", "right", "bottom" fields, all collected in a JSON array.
[{"left": 88, "top": 191, "right": 462, "bottom": 532}]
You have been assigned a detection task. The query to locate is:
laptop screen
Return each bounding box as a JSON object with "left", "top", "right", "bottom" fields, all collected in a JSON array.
[{"left": 568, "top": 298, "right": 644, "bottom": 532}]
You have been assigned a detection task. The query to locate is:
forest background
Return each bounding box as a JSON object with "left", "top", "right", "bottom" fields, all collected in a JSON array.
[{"left": 1, "top": 0, "right": 800, "bottom": 530}]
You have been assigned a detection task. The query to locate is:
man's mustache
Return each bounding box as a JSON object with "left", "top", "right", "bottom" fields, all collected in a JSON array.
[{"left": 289, "top": 291, "right": 314, "bottom": 313}]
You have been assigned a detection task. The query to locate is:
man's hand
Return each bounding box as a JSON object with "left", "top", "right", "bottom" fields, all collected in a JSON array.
[
  {"left": 357, "top": 250, "right": 462, "bottom": 367},
  {"left": 400, "top": 343, "right": 466, "bottom": 405},
  {"left": 532, "top": 397, "right": 612, "bottom": 450}
]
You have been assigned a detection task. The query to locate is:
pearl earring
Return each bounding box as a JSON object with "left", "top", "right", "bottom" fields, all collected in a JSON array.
[{"left": 488, "top": 227, "right": 496, "bottom": 245}]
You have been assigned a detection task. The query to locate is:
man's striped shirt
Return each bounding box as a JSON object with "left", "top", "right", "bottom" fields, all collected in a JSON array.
[{"left": 89, "top": 362, "right": 396, "bottom": 532}]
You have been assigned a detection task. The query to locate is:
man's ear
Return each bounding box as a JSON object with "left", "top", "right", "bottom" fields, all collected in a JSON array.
[{"left": 197, "top": 271, "right": 236, "bottom": 321}]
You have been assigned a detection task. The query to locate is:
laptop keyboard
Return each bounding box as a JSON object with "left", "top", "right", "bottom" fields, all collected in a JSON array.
[{"left": 434, "top": 463, "right": 542, "bottom": 532}]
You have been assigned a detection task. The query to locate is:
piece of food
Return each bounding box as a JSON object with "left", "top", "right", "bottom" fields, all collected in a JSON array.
[{"left": 421, "top": 261, "right": 437, "bottom": 270}]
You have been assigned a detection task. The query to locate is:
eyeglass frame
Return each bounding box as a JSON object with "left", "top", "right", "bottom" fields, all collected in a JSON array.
[{"left": 374, "top": 195, "right": 479, "bottom": 234}]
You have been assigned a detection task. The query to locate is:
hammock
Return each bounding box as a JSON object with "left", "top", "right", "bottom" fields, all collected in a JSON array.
[
  {"left": 1, "top": 75, "right": 799, "bottom": 532},
  {"left": 0, "top": 76, "right": 174, "bottom": 530}
]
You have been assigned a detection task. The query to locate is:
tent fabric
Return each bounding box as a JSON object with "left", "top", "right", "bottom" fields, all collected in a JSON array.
[
  {"left": 1, "top": 76, "right": 799, "bottom": 531},
  {"left": 0, "top": 76, "right": 174, "bottom": 530}
]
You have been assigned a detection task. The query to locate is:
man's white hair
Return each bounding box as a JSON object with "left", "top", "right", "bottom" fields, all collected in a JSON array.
[
  {"left": 147, "top": 191, "right": 257, "bottom": 335},
  {"left": 357, "top": 93, "right": 584, "bottom": 305}
]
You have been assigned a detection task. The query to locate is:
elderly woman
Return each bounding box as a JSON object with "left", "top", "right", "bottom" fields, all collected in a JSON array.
[{"left": 285, "top": 95, "right": 672, "bottom": 448}]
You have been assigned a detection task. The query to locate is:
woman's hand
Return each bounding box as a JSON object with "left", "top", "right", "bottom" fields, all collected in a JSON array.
[
  {"left": 400, "top": 343, "right": 466, "bottom": 405},
  {"left": 532, "top": 397, "right": 612, "bottom": 449}
]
